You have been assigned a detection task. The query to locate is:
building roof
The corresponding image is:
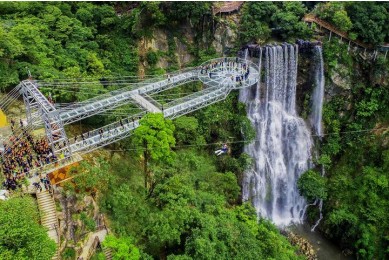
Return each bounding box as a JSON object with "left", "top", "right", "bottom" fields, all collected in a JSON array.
[{"left": 213, "top": 1, "right": 244, "bottom": 15}]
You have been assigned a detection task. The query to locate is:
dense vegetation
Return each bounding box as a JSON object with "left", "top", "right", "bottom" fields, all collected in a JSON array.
[
  {"left": 1, "top": 1, "right": 389, "bottom": 259},
  {"left": 0, "top": 196, "right": 57, "bottom": 259},
  {"left": 239, "top": 2, "right": 312, "bottom": 44},
  {"left": 314, "top": 38, "right": 389, "bottom": 259},
  {"left": 315, "top": 2, "right": 389, "bottom": 45}
]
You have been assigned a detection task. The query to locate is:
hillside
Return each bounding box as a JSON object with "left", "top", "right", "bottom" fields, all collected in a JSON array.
[{"left": 0, "top": 2, "right": 388, "bottom": 260}]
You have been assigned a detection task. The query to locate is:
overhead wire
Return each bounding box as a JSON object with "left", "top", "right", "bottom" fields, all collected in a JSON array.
[{"left": 100, "top": 127, "right": 389, "bottom": 153}]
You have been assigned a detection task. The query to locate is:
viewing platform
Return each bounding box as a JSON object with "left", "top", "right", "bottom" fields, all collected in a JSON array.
[{"left": 1, "top": 56, "right": 259, "bottom": 182}]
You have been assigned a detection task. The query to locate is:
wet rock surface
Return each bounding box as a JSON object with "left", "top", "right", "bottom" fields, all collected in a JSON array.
[{"left": 287, "top": 231, "right": 318, "bottom": 260}]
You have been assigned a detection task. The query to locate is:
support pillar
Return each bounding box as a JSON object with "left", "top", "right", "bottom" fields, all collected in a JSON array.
[
  {"left": 385, "top": 50, "right": 388, "bottom": 60},
  {"left": 347, "top": 41, "right": 351, "bottom": 52},
  {"left": 20, "top": 85, "right": 41, "bottom": 128},
  {"left": 328, "top": 31, "right": 332, "bottom": 41},
  {"left": 42, "top": 110, "right": 71, "bottom": 158}
]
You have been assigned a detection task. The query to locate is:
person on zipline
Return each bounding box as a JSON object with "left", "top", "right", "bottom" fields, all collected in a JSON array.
[{"left": 215, "top": 143, "right": 229, "bottom": 156}]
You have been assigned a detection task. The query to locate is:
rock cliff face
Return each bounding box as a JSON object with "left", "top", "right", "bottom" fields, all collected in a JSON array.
[
  {"left": 212, "top": 14, "right": 240, "bottom": 55},
  {"left": 137, "top": 12, "right": 241, "bottom": 74},
  {"left": 137, "top": 27, "right": 196, "bottom": 75}
]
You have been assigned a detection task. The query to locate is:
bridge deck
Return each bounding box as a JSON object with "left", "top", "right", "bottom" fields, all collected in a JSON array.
[
  {"left": 131, "top": 94, "right": 161, "bottom": 113},
  {"left": 55, "top": 57, "right": 259, "bottom": 155},
  {"left": 1, "top": 57, "right": 259, "bottom": 176},
  {"left": 55, "top": 71, "right": 196, "bottom": 125},
  {"left": 303, "top": 14, "right": 372, "bottom": 50}
]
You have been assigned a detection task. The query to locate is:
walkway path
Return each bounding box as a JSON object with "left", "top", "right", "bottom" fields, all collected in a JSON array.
[
  {"left": 36, "top": 191, "right": 60, "bottom": 260},
  {"left": 78, "top": 229, "right": 108, "bottom": 260},
  {"left": 303, "top": 14, "right": 372, "bottom": 50},
  {"left": 1, "top": 57, "right": 259, "bottom": 177},
  {"left": 131, "top": 93, "right": 161, "bottom": 113}
]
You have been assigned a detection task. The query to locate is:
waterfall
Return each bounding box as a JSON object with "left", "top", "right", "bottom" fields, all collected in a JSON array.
[
  {"left": 309, "top": 46, "right": 325, "bottom": 231},
  {"left": 241, "top": 44, "right": 313, "bottom": 226},
  {"left": 310, "top": 46, "right": 325, "bottom": 137},
  {"left": 244, "top": 48, "right": 249, "bottom": 61}
]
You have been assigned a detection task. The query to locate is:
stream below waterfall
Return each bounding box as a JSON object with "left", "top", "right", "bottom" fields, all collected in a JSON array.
[{"left": 290, "top": 224, "right": 355, "bottom": 260}]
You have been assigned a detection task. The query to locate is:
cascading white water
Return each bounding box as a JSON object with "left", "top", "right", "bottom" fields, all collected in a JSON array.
[
  {"left": 309, "top": 46, "right": 325, "bottom": 231},
  {"left": 310, "top": 46, "right": 325, "bottom": 137},
  {"left": 241, "top": 44, "right": 313, "bottom": 226}
]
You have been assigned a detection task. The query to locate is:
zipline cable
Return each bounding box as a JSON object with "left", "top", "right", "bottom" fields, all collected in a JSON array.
[{"left": 99, "top": 127, "right": 389, "bottom": 152}]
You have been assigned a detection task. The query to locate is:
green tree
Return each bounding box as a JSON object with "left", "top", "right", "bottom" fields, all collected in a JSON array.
[
  {"left": 164, "top": 2, "right": 211, "bottom": 27},
  {"left": 315, "top": 2, "right": 352, "bottom": 32},
  {"left": 239, "top": 2, "right": 276, "bottom": 43},
  {"left": 0, "top": 196, "right": 57, "bottom": 260},
  {"left": 332, "top": 10, "right": 352, "bottom": 32},
  {"left": 297, "top": 170, "right": 327, "bottom": 202},
  {"left": 173, "top": 116, "right": 203, "bottom": 146},
  {"left": 63, "top": 159, "right": 111, "bottom": 196},
  {"left": 103, "top": 235, "right": 141, "bottom": 260},
  {"left": 271, "top": 2, "right": 311, "bottom": 41},
  {"left": 132, "top": 113, "right": 175, "bottom": 190},
  {"left": 346, "top": 2, "right": 389, "bottom": 45}
]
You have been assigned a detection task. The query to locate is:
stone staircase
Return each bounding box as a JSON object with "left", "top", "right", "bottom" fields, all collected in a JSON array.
[
  {"left": 36, "top": 191, "right": 60, "bottom": 260},
  {"left": 102, "top": 247, "right": 113, "bottom": 260}
]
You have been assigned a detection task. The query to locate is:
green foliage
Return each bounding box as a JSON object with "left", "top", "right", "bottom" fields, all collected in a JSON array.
[
  {"left": 324, "top": 154, "right": 389, "bottom": 259},
  {"left": 297, "top": 170, "right": 327, "bottom": 202},
  {"left": 132, "top": 113, "right": 175, "bottom": 190},
  {"left": 145, "top": 151, "right": 300, "bottom": 259},
  {"left": 345, "top": 2, "right": 389, "bottom": 45},
  {"left": 322, "top": 39, "right": 353, "bottom": 72},
  {"left": 99, "top": 149, "right": 300, "bottom": 259},
  {"left": 271, "top": 2, "right": 312, "bottom": 41},
  {"left": 195, "top": 93, "right": 255, "bottom": 157},
  {"left": 80, "top": 212, "right": 96, "bottom": 232},
  {"left": 318, "top": 44, "right": 389, "bottom": 258},
  {"left": 62, "top": 247, "right": 76, "bottom": 260},
  {"left": 103, "top": 235, "right": 141, "bottom": 260},
  {"left": 239, "top": 2, "right": 274, "bottom": 43},
  {"left": 164, "top": 2, "right": 211, "bottom": 28},
  {"left": 240, "top": 2, "right": 311, "bottom": 44},
  {"left": 132, "top": 113, "right": 176, "bottom": 164},
  {"left": 0, "top": 196, "right": 57, "bottom": 260},
  {"left": 146, "top": 49, "right": 159, "bottom": 66},
  {"left": 173, "top": 116, "right": 204, "bottom": 146},
  {"left": 332, "top": 10, "right": 352, "bottom": 32},
  {"left": 315, "top": 2, "right": 352, "bottom": 32},
  {"left": 0, "top": 2, "right": 139, "bottom": 93},
  {"left": 64, "top": 159, "right": 111, "bottom": 196}
]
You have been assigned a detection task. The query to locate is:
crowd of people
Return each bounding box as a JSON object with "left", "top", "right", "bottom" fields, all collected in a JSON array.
[
  {"left": 1, "top": 119, "right": 57, "bottom": 190},
  {"left": 199, "top": 58, "right": 251, "bottom": 86}
]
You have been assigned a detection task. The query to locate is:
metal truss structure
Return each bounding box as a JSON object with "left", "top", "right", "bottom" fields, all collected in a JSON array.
[
  {"left": 18, "top": 80, "right": 70, "bottom": 156},
  {"left": 57, "top": 69, "right": 198, "bottom": 125},
  {"left": 4, "top": 57, "right": 259, "bottom": 159}
]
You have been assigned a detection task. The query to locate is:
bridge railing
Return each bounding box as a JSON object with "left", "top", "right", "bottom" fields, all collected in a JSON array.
[
  {"left": 197, "top": 57, "right": 259, "bottom": 90},
  {"left": 50, "top": 67, "right": 199, "bottom": 111},
  {"left": 163, "top": 84, "right": 222, "bottom": 109},
  {"left": 56, "top": 71, "right": 198, "bottom": 125},
  {"left": 198, "top": 57, "right": 260, "bottom": 72}
]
